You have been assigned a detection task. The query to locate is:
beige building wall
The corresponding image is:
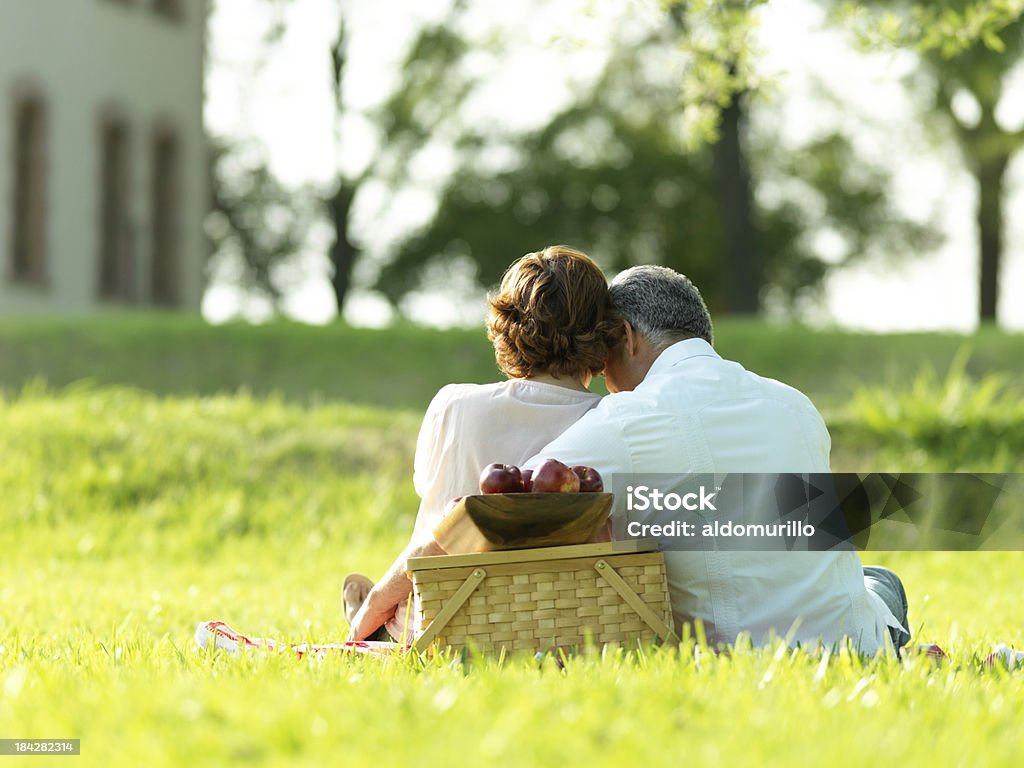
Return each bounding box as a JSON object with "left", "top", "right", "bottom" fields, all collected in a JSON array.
[{"left": 0, "top": 0, "right": 206, "bottom": 311}]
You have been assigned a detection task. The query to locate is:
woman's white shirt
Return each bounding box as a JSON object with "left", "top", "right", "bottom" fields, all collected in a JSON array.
[{"left": 410, "top": 379, "right": 601, "bottom": 543}]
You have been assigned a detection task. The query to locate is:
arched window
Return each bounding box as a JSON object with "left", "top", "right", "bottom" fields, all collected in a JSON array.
[
  {"left": 151, "top": 127, "right": 181, "bottom": 305},
  {"left": 10, "top": 93, "right": 47, "bottom": 285},
  {"left": 98, "top": 115, "right": 134, "bottom": 301}
]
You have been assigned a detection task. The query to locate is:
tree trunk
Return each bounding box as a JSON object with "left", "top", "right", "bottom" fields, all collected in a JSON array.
[
  {"left": 975, "top": 155, "right": 1007, "bottom": 324},
  {"left": 712, "top": 90, "right": 762, "bottom": 314},
  {"left": 328, "top": 182, "right": 359, "bottom": 316}
]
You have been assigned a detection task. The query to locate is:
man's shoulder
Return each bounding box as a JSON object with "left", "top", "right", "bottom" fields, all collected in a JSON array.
[
  {"left": 589, "top": 389, "right": 652, "bottom": 418},
  {"left": 741, "top": 370, "right": 825, "bottom": 427},
  {"left": 659, "top": 352, "right": 819, "bottom": 411},
  {"left": 736, "top": 365, "right": 819, "bottom": 409}
]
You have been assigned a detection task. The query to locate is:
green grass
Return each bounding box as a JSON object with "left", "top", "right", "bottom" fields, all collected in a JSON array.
[
  {"left": 2, "top": 319, "right": 1023, "bottom": 766},
  {"left": 831, "top": 347, "right": 1024, "bottom": 471},
  {"left": 1, "top": 314, "right": 1021, "bottom": 409}
]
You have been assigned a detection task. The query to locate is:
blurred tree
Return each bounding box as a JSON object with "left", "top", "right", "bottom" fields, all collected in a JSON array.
[
  {"left": 208, "top": 0, "right": 947, "bottom": 319},
  {"left": 326, "top": 18, "right": 359, "bottom": 316},
  {"left": 324, "top": 1, "right": 474, "bottom": 314},
  {"left": 665, "top": 0, "right": 767, "bottom": 313},
  {"left": 375, "top": 25, "right": 935, "bottom": 315},
  {"left": 208, "top": 0, "right": 473, "bottom": 316},
  {"left": 836, "top": 0, "right": 1024, "bottom": 323},
  {"left": 206, "top": 139, "right": 319, "bottom": 312},
  {"left": 204, "top": 1, "right": 318, "bottom": 312}
]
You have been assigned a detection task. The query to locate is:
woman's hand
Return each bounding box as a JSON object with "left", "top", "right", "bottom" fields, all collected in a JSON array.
[
  {"left": 346, "top": 537, "right": 446, "bottom": 641},
  {"left": 347, "top": 587, "right": 402, "bottom": 641}
]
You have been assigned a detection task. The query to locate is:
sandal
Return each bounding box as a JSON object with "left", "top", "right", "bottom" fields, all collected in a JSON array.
[{"left": 341, "top": 572, "right": 374, "bottom": 625}]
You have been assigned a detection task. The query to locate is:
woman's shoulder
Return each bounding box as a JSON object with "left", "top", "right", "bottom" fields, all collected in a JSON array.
[
  {"left": 429, "top": 380, "right": 599, "bottom": 415},
  {"left": 423, "top": 381, "right": 500, "bottom": 416},
  {"left": 427, "top": 381, "right": 520, "bottom": 410},
  {"left": 430, "top": 381, "right": 503, "bottom": 402}
]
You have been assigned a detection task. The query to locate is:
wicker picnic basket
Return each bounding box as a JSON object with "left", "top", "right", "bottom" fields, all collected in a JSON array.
[{"left": 407, "top": 540, "right": 677, "bottom": 653}]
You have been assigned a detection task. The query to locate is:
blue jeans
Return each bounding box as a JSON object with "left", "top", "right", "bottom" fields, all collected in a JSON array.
[{"left": 863, "top": 565, "right": 911, "bottom": 650}]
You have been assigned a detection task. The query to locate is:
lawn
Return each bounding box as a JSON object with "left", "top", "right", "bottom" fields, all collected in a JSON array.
[
  {"left": 2, "top": 313, "right": 1022, "bottom": 409},
  {"left": 1, "top": 318, "right": 1022, "bottom": 767}
]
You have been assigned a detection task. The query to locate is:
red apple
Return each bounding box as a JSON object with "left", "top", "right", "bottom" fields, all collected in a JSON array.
[
  {"left": 531, "top": 458, "right": 580, "bottom": 493},
  {"left": 571, "top": 466, "right": 603, "bottom": 493},
  {"left": 479, "top": 463, "right": 524, "bottom": 494},
  {"left": 521, "top": 468, "right": 534, "bottom": 492}
]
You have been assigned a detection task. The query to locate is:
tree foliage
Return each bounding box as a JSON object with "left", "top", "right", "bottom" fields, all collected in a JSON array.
[
  {"left": 206, "top": 140, "right": 319, "bottom": 312},
  {"left": 376, "top": 23, "right": 935, "bottom": 315},
  {"left": 834, "top": 0, "right": 1024, "bottom": 323},
  {"left": 838, "top": 0, "right": 1024, "bottom": 56},
  {"left": 208, "top": 0, "right": 475, "bottom": 316},
  {"left": 208, "top": 0, "right": 963, "bottom": 322},
  {"left": 325, "top": 4, "right": 475, "bottom": 313},
  {"left": 661, "top": 0, "right": 769, "bottom": 147}
]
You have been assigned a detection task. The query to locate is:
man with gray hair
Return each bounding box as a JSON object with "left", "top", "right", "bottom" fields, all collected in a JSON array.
[{"left": 525, "top": 265, "right": 910, "bottom": 655}]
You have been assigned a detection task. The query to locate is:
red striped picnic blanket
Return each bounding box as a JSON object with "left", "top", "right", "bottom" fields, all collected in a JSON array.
[{"left": 195, "top": 620, "right": 408, "bottom": 658}]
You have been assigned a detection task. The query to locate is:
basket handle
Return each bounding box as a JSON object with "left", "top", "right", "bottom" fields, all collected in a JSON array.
[
  {"left": 595, "top": 559, "right": 679, "bottom": 645},
  {"left": 412, "top": 567, "right": 487, "bottom": 652}
]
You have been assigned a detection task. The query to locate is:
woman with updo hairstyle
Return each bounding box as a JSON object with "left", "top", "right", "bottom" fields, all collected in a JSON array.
[
  {"left": 487, "top": 246, "right": 621, "bottom": 384},
  {"left": 344, "top": 245, "right": 622, "bottom": 641}
]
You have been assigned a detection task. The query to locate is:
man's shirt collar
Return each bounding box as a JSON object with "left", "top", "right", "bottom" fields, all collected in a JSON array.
[{"left": 644, "top": 337, "right": 720, "bottom": 380}]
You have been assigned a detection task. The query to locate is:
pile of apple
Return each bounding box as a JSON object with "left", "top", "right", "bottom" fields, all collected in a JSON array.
[{"left": 479, "top": 458, "right": 603, "bottom": 494}]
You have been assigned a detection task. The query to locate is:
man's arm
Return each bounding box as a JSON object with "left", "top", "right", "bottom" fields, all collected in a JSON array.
[{"left": 347, "top": 538, "right": 445, "bottom": 641}]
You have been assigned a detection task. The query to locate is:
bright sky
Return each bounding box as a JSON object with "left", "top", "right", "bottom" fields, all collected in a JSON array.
[{"left": 203, "top": 0, "right": 1024, "bottom": 331}]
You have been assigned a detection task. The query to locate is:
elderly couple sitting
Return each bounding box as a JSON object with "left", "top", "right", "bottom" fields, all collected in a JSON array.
[{"left": 344, "top": 245, "right": 910, "bottom": 655}]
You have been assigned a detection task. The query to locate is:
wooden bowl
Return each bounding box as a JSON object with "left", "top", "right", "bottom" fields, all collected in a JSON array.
[{"left": 432, "top": 492, "right": 614, "bottom": 554}]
